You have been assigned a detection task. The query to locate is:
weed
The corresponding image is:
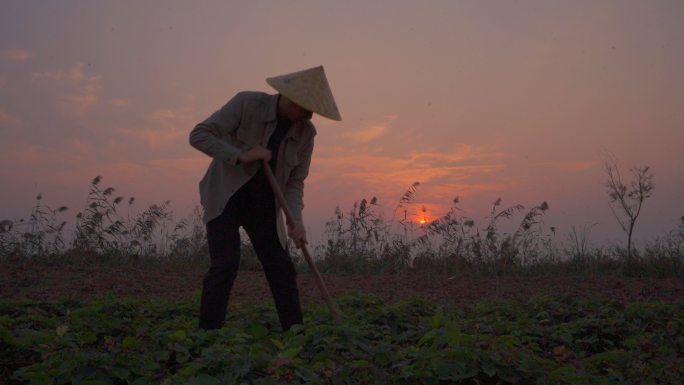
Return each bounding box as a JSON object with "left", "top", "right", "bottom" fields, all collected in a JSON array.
[{"left": 1, "top": 176, "right": 683, "bottom": 279}]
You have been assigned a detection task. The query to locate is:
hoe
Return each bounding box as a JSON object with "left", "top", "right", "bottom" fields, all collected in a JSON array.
[{"left": 262, "top": 163, "right": 342, "bottom": 326}]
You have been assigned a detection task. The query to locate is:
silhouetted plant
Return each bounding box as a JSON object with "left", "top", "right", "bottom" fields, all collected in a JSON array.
[
  {"left": 165, "top": 203, "right": 208, "bottom": 262},
  {"left": 416, "top": 198, "right": 549, "bottom": 276},
  {"left": 0, "top": 193, "right": 69, "bottom": 258},
  {"left": 2, "top": 174, "right": 684, "bottom": 279},
  {"left": 71, "top": 175, "right": 176, "bottom": 259},
  {"left": 565, "top": 223, "right": 598, "bottom": 264},
  {"left": 600, "top": 150, "right": 655, "bottom": 264},
  {"left": 0, "top": 176, "right": 208, "bottom": 265}
]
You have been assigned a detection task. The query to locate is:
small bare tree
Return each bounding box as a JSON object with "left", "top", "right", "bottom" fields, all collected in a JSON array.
[{"left": 600, "top": 150, "right": 655, "bottom": 259}]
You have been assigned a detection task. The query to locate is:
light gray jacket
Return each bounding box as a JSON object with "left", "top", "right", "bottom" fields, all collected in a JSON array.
[{"left": 189, "top": 91, "right": 316, "bottom": 247}]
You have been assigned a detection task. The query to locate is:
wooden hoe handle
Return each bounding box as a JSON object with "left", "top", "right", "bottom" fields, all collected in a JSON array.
[{"left": 261, "top": 164, "right": 342, "bottom": 326}]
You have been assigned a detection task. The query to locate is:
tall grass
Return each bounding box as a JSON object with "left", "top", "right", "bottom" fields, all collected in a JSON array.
[
  {"left": 2, "top": 176, "right": 683, "bottom": 278},
  {"left": 0, "top": 176, "right": 208, "bottom": 268},
  {"left": 308, "top": 183, "right": 684, "bottom": 278}
]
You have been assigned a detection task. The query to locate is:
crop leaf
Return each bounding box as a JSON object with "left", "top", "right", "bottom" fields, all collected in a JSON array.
[
  {"left": 169, "top": 330, "right": 186, "bottom": 340},
  {"left": 122, "top": 336, "right": 139, "bottom": 348},
  {"left": 112, "top": 367, "right": 130, "bottom": 380},
  {"left": 417, "top": 329, "right": 437, "bottom": 348},
  {"left": 56, "top": 325, "right": 68, "bottom": 338},
  {"left": 429, "top": 309, "right": 443, "bottom": 328},
  {"left": 446, "top": 322, "right": 461, "bottom": 347},
  {"left": 482, "top": 362, "right": 497, "bottom": 377},
  {"left": 249, "top": 323, "right": 268, "bottom": 339},
  {"left": 281, "top": 347, "right": 302, "bottom": 359}
]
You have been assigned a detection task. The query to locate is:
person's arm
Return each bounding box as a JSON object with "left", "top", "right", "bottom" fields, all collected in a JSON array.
[
  {"left": 283, "top": 137, "right": 314, "bottom": 247},
  {"left": 189, "top": 93, "right": 244, "bottom": 165}
]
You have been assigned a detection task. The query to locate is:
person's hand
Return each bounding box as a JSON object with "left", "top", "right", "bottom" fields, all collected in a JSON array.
[
  {"left": 287, "top": 221, "right": 308, "bottom": 249},
  {"left": 238, "top": 146, "right": 271, "bottom": 164}
]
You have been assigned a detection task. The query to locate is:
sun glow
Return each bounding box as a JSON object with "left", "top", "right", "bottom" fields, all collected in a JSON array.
[{"left": 419, "top": 205, "right": 428, "bottom": 224}]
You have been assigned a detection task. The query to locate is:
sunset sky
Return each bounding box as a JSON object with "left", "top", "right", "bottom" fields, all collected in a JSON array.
[{"left": 1, "top": 1, "right": 683, "bottom": 247}]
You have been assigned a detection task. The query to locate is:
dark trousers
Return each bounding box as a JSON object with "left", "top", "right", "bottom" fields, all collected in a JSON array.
[{"left": 199, "top": 176, "right": 303, "bottom": 331}]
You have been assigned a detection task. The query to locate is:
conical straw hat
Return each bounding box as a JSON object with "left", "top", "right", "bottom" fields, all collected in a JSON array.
[{"left": 266, "top": 66, "right": 342, "bottom": 121}]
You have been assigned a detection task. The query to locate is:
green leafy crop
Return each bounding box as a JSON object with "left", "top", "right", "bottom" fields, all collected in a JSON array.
[{"left": 1, "top": 293, "right": 683, "bottom": 384}]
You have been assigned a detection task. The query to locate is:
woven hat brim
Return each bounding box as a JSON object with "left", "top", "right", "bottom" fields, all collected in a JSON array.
[{"left": 266, "top": 66, "right": 342, "bottom": 121}]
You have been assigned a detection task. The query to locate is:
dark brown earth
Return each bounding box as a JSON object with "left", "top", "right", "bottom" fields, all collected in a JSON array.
[{"left": 1, "top": 263, "right": 683, "bottom": 307}]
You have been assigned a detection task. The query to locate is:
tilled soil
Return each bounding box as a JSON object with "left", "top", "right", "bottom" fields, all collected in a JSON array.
[{"left": 2, "top": 263, "right": 683, "bottom": 307}]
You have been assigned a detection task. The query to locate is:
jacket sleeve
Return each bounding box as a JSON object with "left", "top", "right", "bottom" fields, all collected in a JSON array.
[
  {"left": 283, "top": 137, "right": 314, "bottom": 224},
  {"left": 189, "top": 92, "right": 243, "bottom": 165}
]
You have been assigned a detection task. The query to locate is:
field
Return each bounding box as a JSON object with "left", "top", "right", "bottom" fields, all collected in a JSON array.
[
  {"left": 2, "top": 262, "right": 684, "bottom": 384},
  {"left": 2, "top": 263, "right": 684, "bottom": 307},
  {"left": 2, "top": 177, "right": 684, "bottom": 383}
]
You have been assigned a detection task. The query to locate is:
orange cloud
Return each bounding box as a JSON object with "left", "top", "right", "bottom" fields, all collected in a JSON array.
[
  {"left": 108, "top": 99, "right": 131, "bottom": 107},
  {"left": 147, "top": 157, "right": 210, "bottom": 174},
  {"left": 307, "top": 145, "right": 510, "bottom": 223},
  {"left": 118, "top": 127, "right": 187, "bottom": 149},
  {"left": 0, "top": 142, "right": 200, "bottom": 213},
  {"left": 0, "top": 108, "right": 22, "bottom": 125},
  {"left": 428, "top": 182, "right": 517, "bottom": 201},
  {"left": 312, "top": 146, "right": 505, "bottom": 185},
  {"left": 0, "top": 144, "right": 45, "bottom": 166},
  {"left": 32, "top": 64, "right": 102, "bottom": 116},
  {"left": 343, "top": 116, "right": 397, "bottom": 143},
  {"left": 148, "top": 108, "right": 194, "bottom": 123},
  {"left": 107, "top": 139, "right": 129, "bottom": 154},
  {"left": 3, "top": 48, "right": 34, "bottom": 61},
  {"left": 409, "top": 145, "right": 505, "bottom": 163},
  {"left": 150, "top": 109, "right": 178, "bottom": 121},
  {"left": 57, "top": 94, "right": 99, "bottom": 116},
  {"left": 32, "top": 63, "right": 86, "bottom": 83},
  {"left": 68, "top": 139, "right": 94, "bottom": 156},
  {"left": 535, "top": 161, "right": 599, "bottom": 172},
  {"left": 115, "top": 107, "right": 197, "bottom": 149}
]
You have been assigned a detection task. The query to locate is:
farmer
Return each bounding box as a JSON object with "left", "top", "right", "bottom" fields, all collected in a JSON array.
[{"left": 189, "top": 66, "right": 342, "bottom": 331}]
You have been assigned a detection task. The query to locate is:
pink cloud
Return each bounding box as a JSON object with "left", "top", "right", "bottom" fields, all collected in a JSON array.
[
  {"left": 534, "top": 161, "right": 599, "bottom": 172},
  {"left": 107, "top": 139, "right": 129, "bottom": 154},
  {"left": 68, "top": 139, "right": 94, "bottom": 156},
  {"left": 31, "top": 64, "right": 102, "bottom": 116},
  {"left": 147, "top": 107, "right": 195, "bottom": 124},
  {"left": 117, "top": 127, "right": 187, "bottom": 149},
  {"left": 306, "top": 146, "right": 511, "bottom": 225},
  {"left": 0, "top": 142, "right": 201, "bottom": 214},
  {"left": 149, "top": 109, "right": 178, "bottom": 120},
  {"left": 147, "top": 157, "right": 210, "bottom": 175},
  {"left": 108, "top": 99, "right": 131, "bottom": 107},
  {"left": 57, "top": 94, "right": 99, "bottom": 116},
  {"left": 428, "top": 182, "right": 517, "bottom": 201},
  {"left": 312, "top": 151, "right": 506, "bottom": 186},
  {"left": 115, "top": 106, "right": 197, "bottom": 149},
  {"left": 32, "top": 64, "right": 86, "bottom": 83},
  {"left": 0, "top": 108, "right": 22, "bottom": 125},
  {"left": 342, "top": 116, "right": 397, "bottom": 143}
]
